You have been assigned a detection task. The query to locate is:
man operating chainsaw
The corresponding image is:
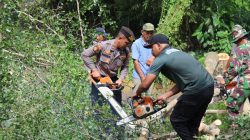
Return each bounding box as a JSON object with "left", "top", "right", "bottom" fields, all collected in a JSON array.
[
  {"left": 81, "top": 26, "right": 134, "bottom": 111},
  {"left": 133, "top": 34, "right": 214, "bottom": 140}
]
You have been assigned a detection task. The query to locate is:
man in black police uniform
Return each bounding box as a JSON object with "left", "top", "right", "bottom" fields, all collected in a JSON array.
[{"left": 133, "top": 34, "right": 214, "bottom": 140}]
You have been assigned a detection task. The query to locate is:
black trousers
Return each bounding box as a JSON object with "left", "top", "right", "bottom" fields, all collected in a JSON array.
[{"left": 170, "top": 85, "right": 214, "bottom": 140}]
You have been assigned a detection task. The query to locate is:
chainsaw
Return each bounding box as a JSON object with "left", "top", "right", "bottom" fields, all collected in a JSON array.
[
  {"left": 95, "top": 76, "right": 123, "bottom": 91},
  {"left": 115, "top": 96, "right": 167, "bottom": 125},
  {"left": 90, "top": 76, "right": 130, "bottom": 119},
  {"left": 91, "top": 76, "right": 168, "bottom": 127},
  {"left": 215, "top": 79, "right": 236, "bottom": 100},
  {"left": 131, "top": 96, "right": 167, "bottom": 119}
]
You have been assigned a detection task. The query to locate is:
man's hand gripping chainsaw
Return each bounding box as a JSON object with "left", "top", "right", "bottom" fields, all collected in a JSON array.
[
  {"left": 215, "top": 76, "right": 237, "bottom": 100},
  {"left": 128, "top": 96, "right": 168, "bottom": 119},
  {"left": 90, "top": 74, "right": 123, "bottom": 91}
]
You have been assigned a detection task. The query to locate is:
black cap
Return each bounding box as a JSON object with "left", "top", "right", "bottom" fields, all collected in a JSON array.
[
  {"left": 144, "top": 34, "right": 169, "bottom": 48},
  {"left": 119, "top": 26, "right": 135, "bottom": 43}
]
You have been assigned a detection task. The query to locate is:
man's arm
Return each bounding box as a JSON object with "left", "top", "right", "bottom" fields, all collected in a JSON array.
[
  {"left": 156, "top": 84, "right": 180, "bottom": 103},
  {"left": 81, "top": 44, "right": 102, "bottom": 79},
  {"left": 81, "top": 44, "right": 101, "bottom": 71},
  {"left": 146, "top": 56, "right": 155, "bottom": 66},
  {"left": 134, "top": 59, "right": 146, "bottom": 81},
  {"left": 135, "top": 73, "right": 157, "bottom": 97},
  {"left": 131, "top": 42, "right": 146, "bottom": 81},
  {"left": 117, "top": 53, "right": 130, "bottom": 84}
]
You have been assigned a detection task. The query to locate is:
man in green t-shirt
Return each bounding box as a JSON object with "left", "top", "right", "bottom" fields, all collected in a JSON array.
[{"left": 133, "top": 34, "right": 214, "bottom": 140}]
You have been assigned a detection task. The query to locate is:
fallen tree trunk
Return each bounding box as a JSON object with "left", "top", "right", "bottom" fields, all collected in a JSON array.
[{"left": 199, "top": 119, "right": 222, "bottom": 136}]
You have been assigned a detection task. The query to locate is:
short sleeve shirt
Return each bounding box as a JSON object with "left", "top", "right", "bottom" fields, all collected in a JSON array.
[
  {"left": 131, "top": 37, "right": 153, "bottom": 79},
  {"left": 149, "top": 47, "right": 214, "bottom": 95}
]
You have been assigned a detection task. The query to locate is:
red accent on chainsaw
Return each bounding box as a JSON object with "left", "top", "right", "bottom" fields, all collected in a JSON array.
[
  {"left": 129, "top": 96, "right": 167, "bottom": 119},
  {"left": 215, "top": 80, "right": 237, "bottom": 100}
]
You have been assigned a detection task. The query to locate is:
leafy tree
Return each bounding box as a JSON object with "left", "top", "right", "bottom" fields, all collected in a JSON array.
[
  {"left": 158, "top": 0, "right": 250, "bottom": 52},
  {"left": 113, "top": 0, "right": 162, "bottom": 36},
  {"left": 157, "top": 0, "right": 192, "bottom": 50},
  {"left": 1, "top": 0, "right": 250, "bottom": 139}
]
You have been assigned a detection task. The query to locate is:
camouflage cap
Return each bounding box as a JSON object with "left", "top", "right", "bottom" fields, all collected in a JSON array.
[
  {"left": 119, "top": 26, "right": 135, "bottom": 43},
  {"left": 232, "top": 24, "right": 249, "bottom": 43},
  {"left": 96, "top": 27, "right": 108, "bottom": 37},
  {"left": 142, "top": 23, "right": 155, "bottom": 31}
]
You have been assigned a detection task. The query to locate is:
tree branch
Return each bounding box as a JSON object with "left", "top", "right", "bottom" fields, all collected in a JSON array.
[
  {"left": 2, "top": 49, "right": 55, "bottom": 66},
  {"left": 76, "top": 0, "right": 84, "bottom": 47},
  {"left": 16, "top": 10, "right": 67, "bottom": 44},
  {"left": 24, "top": 66, "right": 49, "bottom": 86}
]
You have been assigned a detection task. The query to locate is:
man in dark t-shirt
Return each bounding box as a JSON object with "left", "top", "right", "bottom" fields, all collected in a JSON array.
[{"left": 133, "top": 34, "right": 214, "bottom": 140}]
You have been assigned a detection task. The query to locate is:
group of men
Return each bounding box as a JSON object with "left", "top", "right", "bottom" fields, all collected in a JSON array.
[{"left": 81, "top": 23, "right": 250, "bottom": 139}]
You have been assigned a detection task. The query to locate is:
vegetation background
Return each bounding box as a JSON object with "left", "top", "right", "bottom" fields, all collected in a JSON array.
[{"left": 1, "top": 0, "right": 250, "bottom": 139}]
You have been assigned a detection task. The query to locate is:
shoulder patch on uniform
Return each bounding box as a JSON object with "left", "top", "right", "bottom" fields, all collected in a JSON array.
[
  {"left": 103, "top": 41, "right": 112, "bottom": 46},
  {"left": 165, "top": 48, "right": 179, "bottom": 55},
  {"left": 104, "top": 50, "right": 111, "bottom": 55},
  {"left": 106, "top": 42, "right": 111, "bottom": 45}
]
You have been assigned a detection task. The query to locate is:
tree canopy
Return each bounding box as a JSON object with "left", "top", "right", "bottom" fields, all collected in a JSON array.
[{"left": 1, "top": 0, "right": 250, "bottom": 139}]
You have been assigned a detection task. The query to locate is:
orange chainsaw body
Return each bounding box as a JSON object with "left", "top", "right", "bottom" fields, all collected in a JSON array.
[
  {"left": 132, "top": 96, "right": 155, "bottom": 118},
  {"left": 98, "top": 76, "right": 119, "bottom": 90}
]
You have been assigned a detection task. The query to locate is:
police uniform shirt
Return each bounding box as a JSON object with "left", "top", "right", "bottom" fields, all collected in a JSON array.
[{"left": 81, "top": 39, "right": 129, "bottom": 80}]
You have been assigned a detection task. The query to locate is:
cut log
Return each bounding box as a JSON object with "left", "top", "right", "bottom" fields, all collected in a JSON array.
[
  {"left": 199, "top": 119, "right": 222, "bottom": 136},
  {"left": 205, "top": 110, "right": 227, "bottom": 114},
  {"left": 138, "top": 131, "right": 148, "bottom": 140},
  {"left": 204, "top": 52, "right": 219, "bottom": 75},
  {"left": 202, "top": 135, "right": 215, "bottom": 140},
  {"left": 151, "top": 132, "right": 177, "bottom": 140},
  {"left": 213, "top": 53, "right": 229, "bottom": 76},
  {"left": 136, "top": 120, "right": 149, "bottom": 140},
  {"left": 242, "top": 98, "right": 250, "bottom": 115}
]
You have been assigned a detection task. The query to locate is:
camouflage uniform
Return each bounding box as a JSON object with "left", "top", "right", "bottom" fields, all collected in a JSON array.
[
  {"left": 224, "top": 25, "right": 250, "bottom": 116},
  {"left": 81, "top": 39, "right": 130, "bottom": 106}
]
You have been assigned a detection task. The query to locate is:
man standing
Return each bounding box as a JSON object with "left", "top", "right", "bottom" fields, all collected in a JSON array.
[
  {"left": 94, "top": 27, "right": 108, "bottom": 43},
  {"left": 133, "top": 34, "right": 214, "bottom": 140},
  {"left": 131, "top": 23, "right": 155, "bottom": 96},
  {"left": 217, "top": 24, "right": 250, "bottom": 117},
  {"left": 81, "top": 26, "right": 134, "bottom": 108}
]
